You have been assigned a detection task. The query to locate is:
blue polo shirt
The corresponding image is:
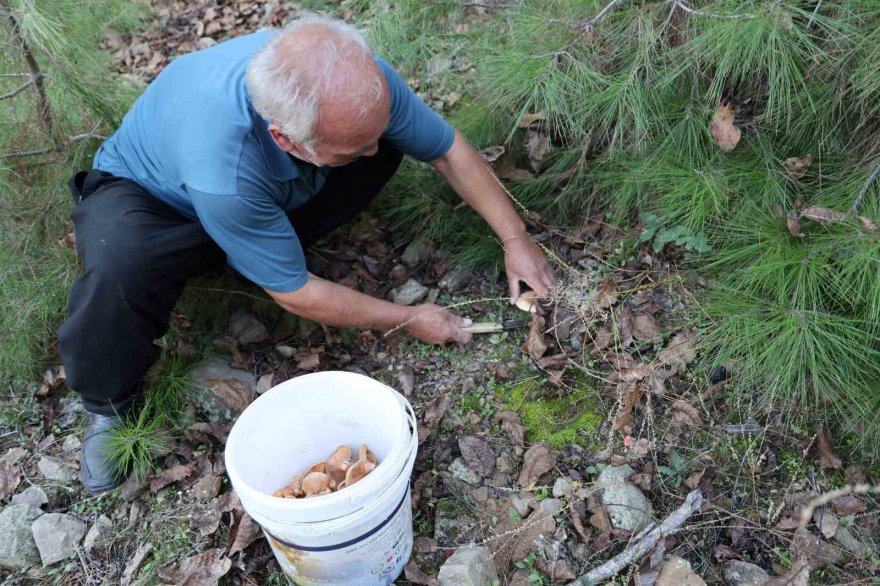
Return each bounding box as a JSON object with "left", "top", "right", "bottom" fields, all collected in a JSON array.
[{"left": 93, "top": 30, "right": 454, "bottom": 292}]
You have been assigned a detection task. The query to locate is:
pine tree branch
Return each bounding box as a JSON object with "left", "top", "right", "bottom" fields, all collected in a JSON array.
[
  {"left": 578, "top": 0, "right": 624, "bottom": 31},
  {"left": 0, "top": 132, "right": 103, "bottom": 160},
  {"left": 806, "top": 0, "right": 823, "bottom": 29},
  {"left": 1, "top": 0, "right": 57, "bottom": 144},
  {"left": 0, "top": 77, "right": 34, "bottom": 100},
  {"left": 671, "top": 0, "right": 757, "bottom": 20},
  {"left": 849, "top": 161, "right": 880, "bottom": 216}
]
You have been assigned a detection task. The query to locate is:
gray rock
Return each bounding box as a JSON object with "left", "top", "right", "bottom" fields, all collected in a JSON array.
[
  {"left": 509, "top": 492, "right": 534, "bottom": 519},
  {"left": 437, "top": 545, "right": 499, "bottom": 586},
  {"left": 61, "top": 435, "right": 81, "bottom": 453},
  {"left": 11, "top": 486, "right": 48, "bottom": 508},
  {"left": 401, "top": 240, "right": 432, "bottom": 266},
  {"left": 37, "top": 456, "right": 75, "bottom": 482},
  {"left": 391, "top": 279, "right": 428, "bottom": 306},
  {"left": 722, "top": 560, "right": 770, "bottom": 586},
  {"left": 552, "top": 476, "right": 573, "bottom": 498},
  {"left": 434, "top": 501, "right": 479, "bottom": 547},
  {"left": 833, "top": 526, "right": 873, "bottom": 557},
  {"left": 228, "top": 311, "right": 270, "bottom": 345},
  {"left": 83, "top": 515, "right": 113, "bottom": 552},
  {"left": 598, "top": 465, "right": 652, "bottom": 532},
  {"left": 439, "top": 265, "right": 472, "bottom": 292},
  {"left": 450, "top": 457, "right": 483, "bottom": 486},
  {"left": 32, "top": 513, "right": 86, "bottom": 566},
  {"left": 191, "top": 356, "right": 256, "bottom": 391},
  {"left": 55, "top": 398, "right": 84, "bottom": 429},
  {"left": 0, "top": 504, "right": 41, "bottom": 570},
  {"left": 538, "top": 498, "right": 564, "bottom": 516},
  {"left": 119, "top": 476, "right": 148, "bottom": 502},
  {"left": 256, "top": 373, "right": 274, "bottom": 395},
  {"left": 198, "top": 36, "right": 217, "bottom": 49}
]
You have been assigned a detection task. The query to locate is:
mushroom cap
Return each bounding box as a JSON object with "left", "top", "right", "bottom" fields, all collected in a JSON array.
[
  {"left": 515, "top": 290, "right": 538, "bottom": 313},
  {"left": 301, "top": 472, "right": 336, "bottom": 497},
  {"left": 326, "top": 446, "right": 353, "bottom": 483}
]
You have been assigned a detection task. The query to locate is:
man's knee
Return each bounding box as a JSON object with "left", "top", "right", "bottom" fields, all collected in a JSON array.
[{"left": 78, "top": 221, "right": 156, "bottom": 290}]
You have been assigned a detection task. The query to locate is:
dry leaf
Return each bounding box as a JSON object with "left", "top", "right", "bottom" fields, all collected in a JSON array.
[
  {"left": 459, "top": 436, "right": 496, "bottom": 478},
  {"left": 149, "top": 462, "right": 197, "bottom": 492},
  {"left": 295, "top": 347, "right": 322, "bottom": 371},
  {"left": 0, "top": 460, "right": 21, "bottom": 502},
  {"left": 594, "top": 326, "right": 614, "bottom": 351},
  {"left": 790, "top": 527, "right": 844, "bottom": 568},
  {"left": 398, "top": 366, "right": 415, "bottom": 395},
  {"left": 495, "top": 411, "right": 526, "bottom": 446},
  {"left": 671, "top": 400, "right": 703, "bottom": 426},
  {"left": 157, "top": 548, "right": 232, "bottom": 585},
  {"left": 38, "top": 365, "right": 66, "bottom": 396},
  {"left": 120, "top": 543, "right": 153, "bottom": 586},
  {"left": 518, "top": 443, "right": 555, "bottom": 490},
  {"left": 657, "top": 332, "right": 697, "bottom": 374},
  {"left": 767, "top": 560, "right": 809, "bottom": 586},
  {"left": 524, "top": 315, "right": 548, "bottom": 360},
  {"left": 518, "top": 111, "right": 546, "bottom": 128},
  {"left": 479, "top": 145, "right": 505, "bottom": 163},
  {"left": 630, "top": 312, "right": 661, "bottom": 341},
  {"left": 858, "top": 216, "right": 878, "bottom": 231},
  {"left": 228, "top": 513, "right": 262, "bottom": 556},
  {"left": 595, "top": 276, "right": 619, "bottom": 309},
  {"left": 656, "top": 555, "right": 707, "bottom": 586},
  {"left": 787, "top": 212, "right": 804, "bottom": 237},
  {"left": 526, "top": 128, "right": 552, "bottom": 171},
  {"left": 537, "top": 557, "right": 577, "bottom": 583},
  {"left": 800, "top": 206, "right": 847, "bottom": 225},
  {"left": 784, "top": 154, "right": 813, "bottom": 179},
  {"left": 815, "top": 425, "right": 842, "bottom": 469},
  {"left": 831, "top": 494, "right": 865, "bottom": 515},
  {"left": 190, "top": 501, "right": 222, "bottom": 537},
  {"left": 684, "top": 467, "right": 706, "bottom": 489},
  {"left": 612, "top": 382, "right": 640, "bottom": 431},
  {"left": 423, "top": 393, "right": 452, "bottom": 427},
  {"left": 709, "top": 103, "right": 741, "bottom": 153},
  {"left": 812, "top": 508, "right": 838, "bottom": 540},
  {"left": 205, "top": 378, "right": 253, "bottom": 414}
]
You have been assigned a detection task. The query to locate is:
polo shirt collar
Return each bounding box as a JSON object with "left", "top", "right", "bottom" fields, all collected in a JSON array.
[{"left": 251, "top": 106, "right": 301, "bottom": 182}]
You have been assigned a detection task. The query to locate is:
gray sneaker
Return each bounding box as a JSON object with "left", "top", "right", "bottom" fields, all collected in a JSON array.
[{"left": 80, "top": 413, "right": 125, "bottom": 494}]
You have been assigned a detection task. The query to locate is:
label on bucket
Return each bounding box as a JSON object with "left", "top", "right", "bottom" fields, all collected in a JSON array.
[{"left": 266, "top": 490, "right": 413, "bottom": 586}]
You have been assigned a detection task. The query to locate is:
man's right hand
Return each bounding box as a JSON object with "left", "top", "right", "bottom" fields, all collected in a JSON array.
[{"left": 404, "top": 304, "right": 473, "bottom": 345}]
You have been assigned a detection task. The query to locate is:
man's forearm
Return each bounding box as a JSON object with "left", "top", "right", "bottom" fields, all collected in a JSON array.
[
  {"left": 266, "top": 275, "right": 413, "bottom": 331},
  {"left": 430, "top": 130, "right": 526, "bottom": 240}
]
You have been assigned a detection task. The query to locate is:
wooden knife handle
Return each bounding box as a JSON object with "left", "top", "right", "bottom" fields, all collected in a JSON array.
[{"left": 461, "top": 322, "right": 504, "bottom": 334}]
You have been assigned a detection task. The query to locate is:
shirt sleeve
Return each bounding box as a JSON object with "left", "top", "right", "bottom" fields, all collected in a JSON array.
[
  {"left": 189, "top": 189, "right": 308, "bottom": 293},
  {"left": 376, "top": 57, "right": 455, "bottom": 162}
]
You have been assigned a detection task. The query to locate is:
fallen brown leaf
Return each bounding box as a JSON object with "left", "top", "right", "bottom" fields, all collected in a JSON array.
[
  {"left": 684, "top": 467, "right": 706, "bottom": 490},
  {"left": 656, "top": 332, "right": 697, "bottom": 374},
  {"left": 526, "top": 128, "right": 552, "bottom": 171},
  {"left": 190, "top": 501, "right": 222, "bottom": 537},
  {"left": 157, "top": 548, "right": 232, "bottom": 585},
  {"left": 593, "top": 326, "right": 614, "bottom": 351},
  {"left": 495, "top": 411, "right": 526, "bottom": 446},
  {"left": 0, "top": 460, "right": 21, "bottom": 502},
  {"left": 671, "top": 400, "right": 703, "bottom": 426},
  {"left": 858, "top": 216, "right": 878, "bottom": 231},
  {"left": 524, "top": 315, "right": 548, "bottom": 360},
  {"left": 787, "top": 212, "right": 804, "bottom": 237},
  {"left": 656, "top": 554, "right": 706, "bottom": 586},
  {"left": 459, "top": 436, "right": 496, "bottom": 478},
  {"left": 596, "top": 276, "right": 619, "bottom": 308},
  {"left": 790, "top": 527, "right": 844, "bottom": 568},
  {"left": 630, "top": 313, "right": 662, "bottom": 341},
  {"left": 800, "top": 206, "right": 847, "bottom": 225},
  {"left": 479, "top": 145, "right": 505, "bottom": 163},
  {"left": 815, "top": 425, "right": 842, "bottom": 469},
  {"left": 205, "top": 378, "right": 253, "bottom": 414},
  {"left": 783, "top": 154, "right": 813, "bottom": 179},
  {"left": 228, "top": 513, "right": 262, "bottom": 556},
  {"left": 37, "top": 366, "right": 66, "bottom": 397},
  {"left": 149, "top": 462, "right": 197, "bottom": 492},
  {"left": 404, "top": 560, "right": 437, "bottom": 585},
  {"left": 423, "top": 393, "right": 452, "bottom": 427},
  {"left": 398, "top": 366, "right": 415, "bottom": 395},
  {"left": 518, "top": 443, "right": 555, "bottom": 490},
  {"left": 537, "top": 556, "right": 577, "bottom": 583},
  {"left": 518, "top": 112, "right": 545, "bottom": 128},
  {"left": 831, "top": 494, "right": 866, "bottom": 515},
  {"left": 612, "top": 382, "right": 640, "bottom": 432},
  {"left": 709, "top": 103, "right": 741, "bottom": 153},
  {"left": 120, "top": 543, "right": 153, "bottom": 586}
]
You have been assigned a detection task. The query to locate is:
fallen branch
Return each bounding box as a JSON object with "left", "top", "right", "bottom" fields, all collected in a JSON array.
[
  {"left": 671, "top": 0, "right": 757, "bottom": 20},
  {"left": 567, "top": 489, "right": 703, "bottom": 585},
  {"left": 806, "top": 0, "right": 823, "bottom": 29},
  {"left": 849, "top": 161, "right": 880, "bottom": 216},
  {"left": 799, "top": 483, "right": 880, "bottom": 528},
  {"left": 0, "top": 132, "right": 103, "bottom": 160}
]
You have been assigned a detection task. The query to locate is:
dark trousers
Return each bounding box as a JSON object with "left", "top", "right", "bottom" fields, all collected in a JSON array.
[{"left": 58, "top": 142, "right": 402, "bottom": 417}]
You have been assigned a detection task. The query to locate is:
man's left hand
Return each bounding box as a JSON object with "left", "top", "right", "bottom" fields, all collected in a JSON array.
[{"left": 503, "top": 235, "right": 556, "bottom": 303}]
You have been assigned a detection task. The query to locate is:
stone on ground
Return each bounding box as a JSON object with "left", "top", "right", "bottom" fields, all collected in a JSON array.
[
  {"left": 37, "top": 456, "right": 76, "bottom": 482},
  {"left": 450, "top": 457, "right": 483, "bottom": 486},
  {"left": 434, "top": 501, "right": 479, "bottom": 546},
  {"left": 508, "top": 492, "right": 534, "bottom": 519},
  {"left": 439, "top": 265, "right": 472, "bottom": 292},
  {"left": 552, "top": 476, "right": 573, "bottom": 497},
  {"left": 598, "top": 464, "right": 652, "bottom": 532},
  {"left": 256, "top": 372, "right": 274, "bottom": 395},
  {"left": 391, "top": 279, "right": 429, "bottom": 305},
  {"left": 437, "top": 545, "right": 499, "bottom": 586},
  {"left": 723, "top": 560, "right": 770, "bottom": 586},
  {"left": 191, "top": 356, "right": 256, "bottom": 390},
  {"left": 0, "top": 504, "right": 42, "bottom": 570},
  {"left": 31, "top": 513, "right": 87, "bottom": 566},
  {"left": 228, "top": 310, "right": 269, "bottom": 345},
  {"left": 538, "top": 497, "right": 563, "bottom": 516},
  {"left": 83, "top": 514, "right": 113, "bottom": 552},
  {"left": 401, "top": 240, "right": 432, "bottom": 266},
  {"left": 61, "top": 435, "right": 82, "bottom": 453},
  {"left": 657, "top": 555, "right": 706, "bottom": 586},
  {"left": 11, "top": 486, "right": 48, "bottom": 508}
]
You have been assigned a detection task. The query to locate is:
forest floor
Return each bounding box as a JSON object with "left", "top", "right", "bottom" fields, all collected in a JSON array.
[{"left": 0, "top": 1, "right": 877, "bottom": 585}]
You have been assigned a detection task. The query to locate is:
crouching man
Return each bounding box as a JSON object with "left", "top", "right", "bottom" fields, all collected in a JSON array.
[{"left": 59, "top": 14, "right": 555, "bottom": 493}]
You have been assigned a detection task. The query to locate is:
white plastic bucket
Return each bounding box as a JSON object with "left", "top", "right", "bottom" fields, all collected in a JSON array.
[{"left": 225, "top": 371, "right": 418, "bottom": 585}]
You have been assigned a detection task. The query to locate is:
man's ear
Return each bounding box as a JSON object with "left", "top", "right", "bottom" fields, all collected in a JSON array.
[{"left": 268, "top": 124, "right": 300, "bottom": 154}]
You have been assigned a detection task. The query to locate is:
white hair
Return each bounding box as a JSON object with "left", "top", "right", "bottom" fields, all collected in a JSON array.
[{"left": 246, "top": 14, "right": 384, "bottom": 154}]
